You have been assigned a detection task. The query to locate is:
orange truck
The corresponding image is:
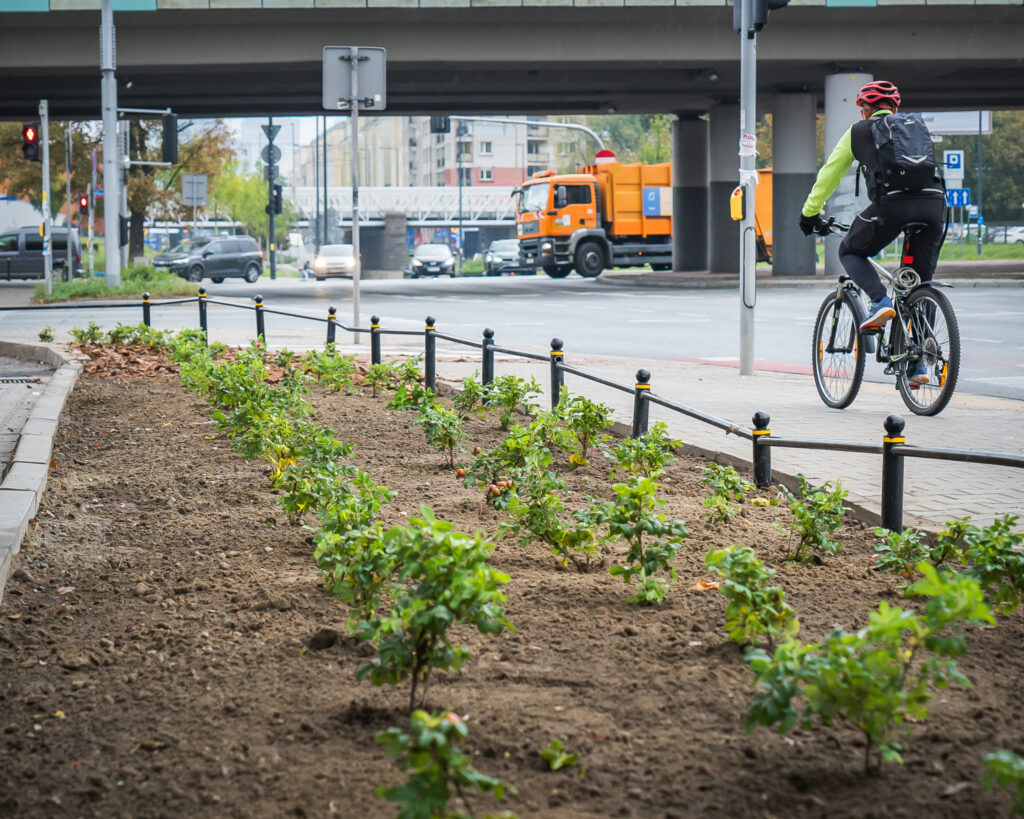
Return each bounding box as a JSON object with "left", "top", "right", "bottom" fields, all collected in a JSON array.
[{"left": 515, "top": 159, "right": 773, "bottom": 278}]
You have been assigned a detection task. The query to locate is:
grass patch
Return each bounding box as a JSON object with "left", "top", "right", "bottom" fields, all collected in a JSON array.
[{"left": 33, "top": 265, "right": 198, "bottom": 304}]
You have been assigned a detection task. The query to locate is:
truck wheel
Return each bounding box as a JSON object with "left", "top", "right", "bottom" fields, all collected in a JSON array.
[
  {"left": 543, "top": 264, "right": 571, "bottom": 279},
  {"left": 574, "top": 241, "right": 605, "bottom": 278}
]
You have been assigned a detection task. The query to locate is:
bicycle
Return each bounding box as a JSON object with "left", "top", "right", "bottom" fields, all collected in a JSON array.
[{"left": 810, "top": 218, "right": 961, "bottom": 416}]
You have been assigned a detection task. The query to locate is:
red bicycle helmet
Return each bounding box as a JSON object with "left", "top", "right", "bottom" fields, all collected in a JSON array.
[{"left": 856, "top": 81, "right": 901, "bottom": 109}]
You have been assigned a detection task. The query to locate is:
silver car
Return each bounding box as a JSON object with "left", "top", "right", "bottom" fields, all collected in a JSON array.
[{"left": 311, "top": 244, "right": 356, "bottom": 280}]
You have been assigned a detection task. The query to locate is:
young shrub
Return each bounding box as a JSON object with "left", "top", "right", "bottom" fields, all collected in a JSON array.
[
  {"left": 555, "top": 387, "right": 613, "bottom": 466},
  {"left": 376, "top": 711, "right": 515, "bottom": 819},
  {"left": 873, "top": 527, "right": 929, "bottom": 575},
  {"left": 355, "top": 507, "right": 512, "bottom": 712},
  {"left": 317, "top": 469, "right": 395, "bottom": 537},
  {"left": 746, "top": 563, "right": 995, "bottom": 774},
  {"left": 590, "top": 477, "right": 688, "bottom": 605},
  {"left": 302, "top": 343, "right": 357, "bottom": 391},
  {"left": 540, "top": 740, "right": 579, "bottom": 772},
  {"left": 704, "top": 546, "right": 799, "bottom": 646},
  {"left": 416, "top": 404, "right": 466, "bottom": 468},
  {"left": 395, "top": 356, "right": 424, "bottom": 389},
  {"left": 388, "top": 383, "right": 436, "bottom": 411},
  {"left": 452, "top": 373, "right": 488, "bottom": 420},
  {"left": 364, "top": 361, "right": 398, "bottom": 397},
  {"left": 983, "top": 749, "right": 1024, "bottom": 815},
  {"left": 699, "top": 461, "right": 752, "bottom": 523},
  {"left": 503, "top": 452, "right": 599, "bottom": 571},
  {"left": 607, "top": 421, "right": 680, "bottom": 478},
  {"left": 69, "top": 321, "right": 104, "bottom": 344},
  {"left": 275, "top": 347, "right": 297, "bottom": 369},
  {"left": 961, "top": 514, "right": 1024, "bottom": 615},
  {"left": 486, "top": 374, "right": 541, "bottom": 430},
  {"left": 314, "top": 523, "right": 393, "bottom": 622},
  {"left": 779, "top": 474, "right": 849, "bottom": 563},
  {"left": 274, "top": 456, "right": 357, "bottom": 524},
  {"left": 38, "top": 326, "right": 55, "bottom": 343}
]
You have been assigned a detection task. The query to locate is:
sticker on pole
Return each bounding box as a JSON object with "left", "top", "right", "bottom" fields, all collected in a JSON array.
[{"left": 738, "top": 132, "right": 758, "bottom": 157}]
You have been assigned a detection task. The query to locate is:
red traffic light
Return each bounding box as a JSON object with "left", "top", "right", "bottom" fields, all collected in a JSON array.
[
  {"left": 79, "top": 195, "right": 89, "bottom": 210},
  {"left": 23, "top": 125, "right": 36, "bottom": 142},
  {"left": 21, "top": 122, "right": 41, "bottom": 162}
]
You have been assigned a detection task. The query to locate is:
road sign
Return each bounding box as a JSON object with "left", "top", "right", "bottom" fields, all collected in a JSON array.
[
  {"left": 943, "top": 150, "right": 964, "bottom": 171},
  {"left": 946, "top": 188, "right": 970, "bottom": 208},
  {"left": 322, "top": 46, "right": 387, "bottom": 111},
  {"left": 261, "top": 124, "right": 280, "bottom": 142},
  {"left": 919, "top": 111, "right": 992, "bottom": 135},
  {"left": 261, "top": 144, "right": 281, "bottom": 165},
  {"left": 182, "top": 173, "right": 208, "bottom": 207},
  {"left": 969, "top": 204, "right": 979, "bottom": 217}
]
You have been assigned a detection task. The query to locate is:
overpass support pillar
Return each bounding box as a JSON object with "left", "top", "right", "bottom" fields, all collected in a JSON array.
[
  {"left": 360, "top": 211, "right": 408, "bottom": 278},
  {"left": 771, "top": 92, "right": 818, "bottom": 277},
  {"left": 708, "top": 101, "right": 740, "bottom": 274},
  {"left": 672, "top": 114, "right": 708, "bottom": 272},
  {"left": 824, "top": 72, "right": 872, "bottom": 278}
]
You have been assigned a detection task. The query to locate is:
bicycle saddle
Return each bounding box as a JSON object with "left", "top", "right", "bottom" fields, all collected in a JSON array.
[{"left": 901, "top": 222, "right": 930, "bottom": 235}]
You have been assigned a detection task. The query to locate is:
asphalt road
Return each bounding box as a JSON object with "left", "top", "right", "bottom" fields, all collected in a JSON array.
[{"left": 2, "top": 274, "right": 1022, "bottom": 400}]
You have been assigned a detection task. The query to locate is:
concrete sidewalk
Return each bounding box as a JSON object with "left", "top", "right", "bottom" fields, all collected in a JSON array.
[{"left": 428, "top": 347, "right": 1024, "bottom": 531}]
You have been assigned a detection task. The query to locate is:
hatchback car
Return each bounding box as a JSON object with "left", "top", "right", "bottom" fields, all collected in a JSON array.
[
  {"left": 405, "top": 244, "right": 455, "bottom": 278},
  {"left": 153, "top": 235, "right": 263, "bottom": 283},
  {"left": 311, "top": 244, "right": 356, "bottom": 280},
  {"left": 484, "top": 239, "right": 534, "bottom": 276}
]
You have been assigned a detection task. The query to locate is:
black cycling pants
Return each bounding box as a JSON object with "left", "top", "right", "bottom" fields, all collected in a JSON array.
[{"left": 838, "top": 195, "right": 946, "bottom": 302}]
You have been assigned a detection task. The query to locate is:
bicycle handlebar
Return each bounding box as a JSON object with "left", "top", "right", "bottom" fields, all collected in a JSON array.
[{"left": 815, "top": 217, "right": 849, "bottom": 236}]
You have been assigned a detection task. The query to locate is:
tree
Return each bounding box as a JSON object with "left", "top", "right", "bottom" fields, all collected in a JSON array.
[
  {"left": 0, "top": 122, "right": 101, "bottom": 220},
  {"left": 208, "top": 165, "right": 297, "bottom": 248},
  {"left": 583, "top": 114, "right": 677, "bottom": 165},
  {"left": 941, "top": 111, "right": 1024, "bottom": 224},
  {"left": 126, "top": 120, "right": 234, "bottom": 258}
]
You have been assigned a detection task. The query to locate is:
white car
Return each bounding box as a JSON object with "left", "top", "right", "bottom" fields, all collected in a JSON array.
[
  {"left": 311, "top": 244, "right": 356, "bottom": 280},
  {"left": 989, "top": 226, "right": 1024, "bottom": 244}
]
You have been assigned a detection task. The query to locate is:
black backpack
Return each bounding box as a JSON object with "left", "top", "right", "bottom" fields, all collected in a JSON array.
[{"left": 869, "top": 113, "right": 938, "bottom": 192}]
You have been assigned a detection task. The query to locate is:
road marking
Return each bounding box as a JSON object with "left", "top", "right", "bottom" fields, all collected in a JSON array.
[
  {"left": 628, "top": 317, "right": 710, "bottom": 324},
  {"left": 963, "top": 337, "right": 1003, "bottom": 344}
]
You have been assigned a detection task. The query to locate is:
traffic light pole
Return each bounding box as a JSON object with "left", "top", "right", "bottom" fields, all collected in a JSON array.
[
  {"left": 39, "top": 100, "right": 52, "bottom": 297},
  {"left": 267, "top": 116, "right": 276, "bottom": 281},
  {"left": 100, "top": 0, "right": 121, "bottom": 287},
  {"left": 738, "top": 0, "right": 757, "bottom": 376},
  {"left": 65, "top": 127, "right": 73, "bottom": 282},
  {"left": 349, "top": 48, "right": 363, "bottom": 344}
]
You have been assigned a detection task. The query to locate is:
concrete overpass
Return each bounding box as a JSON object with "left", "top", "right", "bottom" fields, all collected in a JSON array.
[
  {"left": 1, "top": 3, "right": 1023, "bottom": 119},
  {"left": 3, "top": 0, "right": 1021, "bottom": 277}
]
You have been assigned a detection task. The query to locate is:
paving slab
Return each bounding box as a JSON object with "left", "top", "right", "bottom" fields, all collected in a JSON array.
[
  {"left": 1, "top": 461, "right": 49, "bottom": 515},
  {"left": 12, "top": 432, "right": 54, "bottom": 465}
]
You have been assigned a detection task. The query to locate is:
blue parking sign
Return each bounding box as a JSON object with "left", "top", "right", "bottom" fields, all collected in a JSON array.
[
  {"left": 943, "top": 150, "right": 964, "bottom": 170},
  {"left": 946, "top": 188, "right": 970, "bottom": 207}
]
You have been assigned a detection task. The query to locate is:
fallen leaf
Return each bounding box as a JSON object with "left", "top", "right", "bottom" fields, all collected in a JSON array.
[
  {"left": 57, "top": 587, "right": 75, "bottom": 595},
  {"left": 692, "top": 580, "right": 720, "bottom": 591},
  {"left": 53, "top": 711, "right": 66, "bottom": 719},
  {"left": 8, "top": 613, "right": 21, "bottom": 620},
  {"left": 20, "top": 658, "right": 38, "bottom": 668}
]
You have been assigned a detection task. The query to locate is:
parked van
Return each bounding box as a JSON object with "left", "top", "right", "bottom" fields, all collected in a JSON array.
[{"left": 0, "top": 226, "right": 84, "bottom": 280}]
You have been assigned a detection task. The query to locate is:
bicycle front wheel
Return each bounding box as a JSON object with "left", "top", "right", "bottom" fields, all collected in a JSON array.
[
  {"left": 894, "top": 286, "right": 961, "bottom": 416},
  {"left": 811, "top": 290, "right": 866, "bottom": 409}
]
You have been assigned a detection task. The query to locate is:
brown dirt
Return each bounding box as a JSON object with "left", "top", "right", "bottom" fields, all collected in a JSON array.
[{"left": 1, "top": 360, "right": 1021, "bottom": 818}]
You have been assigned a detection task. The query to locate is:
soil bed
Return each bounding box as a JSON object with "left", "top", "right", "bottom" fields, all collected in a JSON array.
[{"left": 0, "top": 357, "right": 1021, "bottom": 818}]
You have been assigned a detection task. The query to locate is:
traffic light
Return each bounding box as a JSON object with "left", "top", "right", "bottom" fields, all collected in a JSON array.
[
  {"left": 21, "top": 122, "right": 41, "bottom": 162},
  {"left": 272, "top": 184, "right": 283, "bottom": 215},
  {"left": 162, "top": 113, "right": 178, "bottom": 164},
  {"left": 733, "top": 0, "right": 790, "bottom": 34},
  {"left": 430, "top": 116, "right": 450, "bottom": 134},
  {"left": 78, "top": 194, "right": 89, "bottom": 213}
]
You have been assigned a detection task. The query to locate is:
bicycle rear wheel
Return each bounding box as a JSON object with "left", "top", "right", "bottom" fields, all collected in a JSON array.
[
  {"left": 894, "top": 286, "right": 960, "bottom": 416},
  {"left": 811, "top": 290, "right": 866, "bottom": 409}
]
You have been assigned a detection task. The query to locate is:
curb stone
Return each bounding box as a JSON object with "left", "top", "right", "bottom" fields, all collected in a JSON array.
[{"left": 0, "top": 340, "right": 82, "bottom": 606}]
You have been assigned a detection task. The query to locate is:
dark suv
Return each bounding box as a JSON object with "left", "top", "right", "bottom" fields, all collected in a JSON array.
[
  {"left": 153, "top": 235, "right": 263, "bottom": 283},
  {"left": 0, "top": 226, "right": 84, "bottom": 280}
]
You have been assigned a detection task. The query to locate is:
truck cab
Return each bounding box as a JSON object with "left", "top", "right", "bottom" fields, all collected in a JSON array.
[{"left": 516, "top": 172, "right": 602, "bottom": 278}]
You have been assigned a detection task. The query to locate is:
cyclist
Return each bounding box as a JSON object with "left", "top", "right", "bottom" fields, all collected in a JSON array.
[{"left": 799, "top": 80, "right": 946, "bottom": 386}]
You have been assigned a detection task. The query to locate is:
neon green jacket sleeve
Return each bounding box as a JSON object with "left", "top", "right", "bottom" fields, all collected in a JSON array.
[{"left": 801, "top": 126, "right": 854, "bottom": 217}]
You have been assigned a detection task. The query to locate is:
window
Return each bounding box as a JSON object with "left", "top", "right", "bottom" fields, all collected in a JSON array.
[
  {"left": 0, "top": 234, "right": 17, "bottom": 252},
  {"left": 479, "top": 141, "right": 492, "bottom": 154},
  {"left": 25, "top": 235, "right": 43, "bottom": 251},
  {"left": 561, "top": 185, "right": 592, "bottom": 205},
  {"left": 479, "top": 168, "right": 493, "bottom": 182}
]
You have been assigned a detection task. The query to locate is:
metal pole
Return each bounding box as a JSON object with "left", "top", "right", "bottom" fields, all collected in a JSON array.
[
  {"left": 450, "top": 116, "right": 605, "bottom": 152},
  {"left": 100, "top": 0, "right": 120, "bottom": 287},
  {"left": 631, "top": 369, "right": 651, "bottom": 438},
  {"left": 322, "top": 114, "right": 328, "bottom": 248},
  {"left": 738, "top": 0, "right": 757, "bottom": 376},
  {"left": 327, "top": 306, "right": 336, "bottom": 345},
  {"left": 370, "top": 315, "right": 381, "bottom": 365},
  {"left": 350, "top": 48, "right": 362, "bottom": 344},
  {"left": 424, "top": 316, "right": 436, "bottom": 391},
  {"left": 142, "top": 291, "right": 151, "bottom": 326},
  {"left": 881, "top": 415, "right": 906, "bottom": 532},
  {"left": 254, "top": 294, "right": 265, "bottom": 342},
  {"left": 481, "top": 328, "right": 495, "bottom": 387},
  {"left": 976, "top": 110, "right": 983, "bottom": 256},
  {"left": 267, "top": 116, "right": 276, "bottom": 281},
  {"left": 198, "top": 287, "right": 208, "bottom": 340},
  {"left": 314, "top": 118, "right": 321, "bottom": 253},
  {"left": 549, "top": 338, "right": 564, "bottom": 408},
  {"left": 65, "top": 126, "right": 73, "bottom": 281},
  {"left": 457, "top": 125, "right": 464, "bottom": 277},
  {"left": 752, "top": 410, "right": 772, "bottom": 487},
  {"left": 88, "top": 149, "right": 96, "bottom": 275},
  {"left": 39, "top": 100, "right": 52, "bottom": 296}
]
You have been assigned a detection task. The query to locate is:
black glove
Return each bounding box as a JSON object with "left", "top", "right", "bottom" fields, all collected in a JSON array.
[{"left": 800, "top": 212, "right": 826, "bottom": 236}]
